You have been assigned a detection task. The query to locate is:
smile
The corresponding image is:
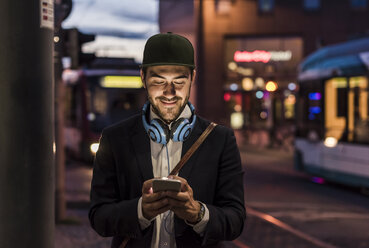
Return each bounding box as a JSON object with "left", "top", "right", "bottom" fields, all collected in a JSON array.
[{"left": 160, "top": 99, "right": 177, "bottom": 106}]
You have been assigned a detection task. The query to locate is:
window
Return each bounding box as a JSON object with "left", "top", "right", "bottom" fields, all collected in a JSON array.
[
  {"left": 350, "top": 0, "right": 367, "bottom": 9},
  {"left": 295, "top": 80, "right": 323, "bottom": 139},
  {"left": 337, "top": 87, "right": 348, "bottom": 117},
  {"left": 348, "top": 76, "right": 369, "bottom": 143},
  {"left": 325, "top": 78, "right": 347, "bottom": 141},
  {"left": 216, "top": 0, "right": 232, "bottom": 15},
  {"left": 323, "top": 76, "right": 369, "bottom": 144},
  {"left": 284, "top": 93, "right": 296, "bottom": 120},
  {"left": 303, "top": 0, "right": 320, "bottom": 11},
  {"left": 258, "top": 0, "right": 275, "bottom": 13},
  {"left": 64, "top": 84, "right": 78, "bottom": 127}
]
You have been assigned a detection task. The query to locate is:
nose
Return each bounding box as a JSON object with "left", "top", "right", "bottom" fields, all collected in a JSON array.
[{"left": 163, "top": 82, "right": 176, "bottom": 96}]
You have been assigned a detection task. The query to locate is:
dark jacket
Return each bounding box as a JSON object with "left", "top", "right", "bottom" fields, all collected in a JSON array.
[{"left": 89, "top": 113, "right": 246, "bottom": 247}]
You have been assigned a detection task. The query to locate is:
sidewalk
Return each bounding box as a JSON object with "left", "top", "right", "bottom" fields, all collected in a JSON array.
[
  {"left": 56, "top": 145, "right": 323, "bottom": 248},
  {"left": 55, "top": 208, "right": 111, "bottom": 248},
  {"left": 55, "top": 163, "right": 111, "bottom": 248}
]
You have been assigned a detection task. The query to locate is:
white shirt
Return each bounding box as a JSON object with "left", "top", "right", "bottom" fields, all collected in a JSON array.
[{"left": 137, "top": 104, "right": 209, "bottom": 248}]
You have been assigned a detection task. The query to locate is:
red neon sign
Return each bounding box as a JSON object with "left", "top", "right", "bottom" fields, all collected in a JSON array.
[{"left": 234, "top": 50, "right": 272, "bottom": 63}]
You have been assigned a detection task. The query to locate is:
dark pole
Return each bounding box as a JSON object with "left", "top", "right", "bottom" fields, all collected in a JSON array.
[
  {"left": 0, "top": 0, "right": 54, "bottom": 247},
  {"left": 54, "top": 0, "right": 73, "bottom": 223},
  {"left": 54, "top": 28, "right": 66, "bottom": 222},
  {"left": 196, "top": 0, "right": 205, "bottom": 115}
]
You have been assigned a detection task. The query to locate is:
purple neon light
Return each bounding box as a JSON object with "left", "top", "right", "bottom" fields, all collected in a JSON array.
[
  {"left": 309, "top": 92, "right": 321, "bottom": 101},
  {"left": 311, "top": 177, "right": 325, "bottom": 184}
]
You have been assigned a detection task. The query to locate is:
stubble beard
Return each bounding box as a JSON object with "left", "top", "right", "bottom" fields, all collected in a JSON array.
[{"left": 148, "top": 95, "right": 189, "bottom": 124}]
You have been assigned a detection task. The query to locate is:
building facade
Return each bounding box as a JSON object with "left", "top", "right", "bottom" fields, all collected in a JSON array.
[{"left": 159, "top": 0, "right": 369, "bottom": 131}]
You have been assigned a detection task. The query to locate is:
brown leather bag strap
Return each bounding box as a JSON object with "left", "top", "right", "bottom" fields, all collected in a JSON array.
[
  {"left": 169, "top": 122, "right": 217, "bottom": 176},
  {"left": 119, "top": 237, "right": 130, "bottom": 248}
]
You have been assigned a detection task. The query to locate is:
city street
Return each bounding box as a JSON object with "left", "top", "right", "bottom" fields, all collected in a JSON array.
[
  {"left": 55, "top": 145, "right": 369, "bottom": 248},
  {"left": 240, "top": 145, "right": 369, "bottom": 248},
  {"left": 3, "top": 1, "right": 369, "bottom": 247}
]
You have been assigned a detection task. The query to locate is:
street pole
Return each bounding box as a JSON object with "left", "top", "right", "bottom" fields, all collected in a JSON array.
[
  {"left": 0, "top": 0, "right": 55, "bottom": 247},
  {"left": 54, "top": 0, "right": 73, "bottom": 223},
  {"left": 54, "top": 29, "right": 66, "bottom": 222},
  {"left": 196, "top": 0, "right": 205, "bottom": 115}
]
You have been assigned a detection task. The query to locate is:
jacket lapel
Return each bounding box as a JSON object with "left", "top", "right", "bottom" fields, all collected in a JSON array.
[{"left": 131, "top": 120, "right": 154, "bottom": 182}]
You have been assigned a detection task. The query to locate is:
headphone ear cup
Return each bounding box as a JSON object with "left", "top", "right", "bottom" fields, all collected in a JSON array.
[
  {"left": 142, "top": 101, "right": 171, "bottom": 145},
  {"left": 171, "top": 118, "right": 191, "bottom": 142},
  {"left": 150, "top": 119, "right": 170, "bottom": 145}
]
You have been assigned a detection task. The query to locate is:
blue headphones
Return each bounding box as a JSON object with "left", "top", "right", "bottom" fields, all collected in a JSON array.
[{"left": 142, "top": 101, "right": 197, "bottom": 145}]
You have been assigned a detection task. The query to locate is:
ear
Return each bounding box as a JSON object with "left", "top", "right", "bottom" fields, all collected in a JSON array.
[
  {"left": 191, "top": 69, "right": 196, "bottom": 85},
  {"left": 140, "top": 69, "right": 146, "bottom": 89}
]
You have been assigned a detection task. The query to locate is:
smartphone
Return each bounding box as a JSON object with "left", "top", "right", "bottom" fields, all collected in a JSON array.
[{"left": 152, "top": 177, "right": 181, "bottom": 193}]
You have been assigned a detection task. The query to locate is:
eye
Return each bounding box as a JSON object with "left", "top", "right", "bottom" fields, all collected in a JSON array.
[
  {"left": 174, "top": 81, "right": 185, "bottom": 85},
  {"left": 152, "top": 80, "right": 165, "bottom": 85}
]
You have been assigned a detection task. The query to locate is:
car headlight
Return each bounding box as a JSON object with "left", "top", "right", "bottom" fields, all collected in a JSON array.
[
  {"left": 90, "top": 143, "right": 99, "bottom": 154},
  {"left": 324, "top": 137, "right": 337, "bottom": 148}
]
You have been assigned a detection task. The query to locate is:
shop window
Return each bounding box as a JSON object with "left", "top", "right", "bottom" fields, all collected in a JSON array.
[
  {"left": 284, "top": 94, "right": 296, "bottom": 119},
  {"left": 275, "top": 98, "right": 283, "bottom": 123},
  {"left": 350, "top": 0, "right": 367, "bottom": 9},
  {"left": 258, "top": 0, "right": 275, "bottom": 13},
  {"left": 303, "top": 0, "right": 320, "bottom": 11}
]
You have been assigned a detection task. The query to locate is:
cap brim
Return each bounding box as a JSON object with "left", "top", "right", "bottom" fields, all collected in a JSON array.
[{"left": 140, "top": 62, "right": 195, "bottom": 69}]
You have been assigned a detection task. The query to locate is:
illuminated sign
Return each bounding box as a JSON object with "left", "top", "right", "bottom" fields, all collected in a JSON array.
[
  {"left": 224, "top": 93, "right": 231, "bottom": 101},
  {"left": 234, "top": 50, "right": 292, "bottom": 63},
  {"left": 308, "top": 106, "right": 321, "bottom": 120},
  {"left": 100, "top": 76, "right": 143, "bottom": 88},
  {"left": 309, "top": 106, "right": 321, "bottom": 114},
  {"left": 309, "top": 92, "right": 321, "bottom": 100}
]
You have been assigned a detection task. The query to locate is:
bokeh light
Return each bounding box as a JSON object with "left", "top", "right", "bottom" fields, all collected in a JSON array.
[{"left": 266, "top": 81, "right": 278, "bottom": 92}]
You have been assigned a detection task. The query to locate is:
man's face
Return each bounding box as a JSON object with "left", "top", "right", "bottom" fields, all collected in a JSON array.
[{"left": 141, "top": 65, "right": 195, "bottom": 124}]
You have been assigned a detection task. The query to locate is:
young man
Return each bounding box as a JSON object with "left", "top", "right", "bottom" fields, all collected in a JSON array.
[{"left": 89, "top": 32, "right": 245, "bottom": 248}]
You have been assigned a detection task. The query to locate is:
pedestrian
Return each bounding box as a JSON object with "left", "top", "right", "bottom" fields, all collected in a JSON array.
[{"left": 89, "top": 32, "right": 246, "bottom": 248}]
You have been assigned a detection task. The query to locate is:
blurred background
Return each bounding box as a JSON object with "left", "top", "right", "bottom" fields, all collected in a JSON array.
[{"left": 1, "top": 0, "right": 369, "bottom": 247}]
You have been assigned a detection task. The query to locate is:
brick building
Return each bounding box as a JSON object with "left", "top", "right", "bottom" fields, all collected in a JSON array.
[{"left": 159, "top": 0, "right": 369, "bottom": 130}]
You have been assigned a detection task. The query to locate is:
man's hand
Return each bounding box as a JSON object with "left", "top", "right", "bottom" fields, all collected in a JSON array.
[
  {"left": 142, "top": 179, "right": 171, "bottom": 220},
  {"left": 165, "top": 175, "right": 201, "bottom": 223}
]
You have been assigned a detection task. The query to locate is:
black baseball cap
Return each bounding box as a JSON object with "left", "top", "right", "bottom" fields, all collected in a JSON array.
[{"left": 141, "top": 32, "right": 195, "bottom": 69}]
